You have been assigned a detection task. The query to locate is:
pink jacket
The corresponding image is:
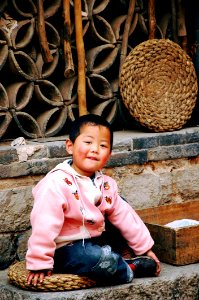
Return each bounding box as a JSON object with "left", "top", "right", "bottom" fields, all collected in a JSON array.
[{"left": 26, "top": 160, "right": 154, "bottom": 271}]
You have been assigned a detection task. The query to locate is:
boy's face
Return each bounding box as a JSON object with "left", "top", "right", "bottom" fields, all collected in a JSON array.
[{"left": 66, "top": 124, "right": 112, "bottom": 177}]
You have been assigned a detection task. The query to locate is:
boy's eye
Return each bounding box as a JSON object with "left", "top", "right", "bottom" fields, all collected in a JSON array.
[
  {"left": 84, "top": 141, "right": 91, "bottom": 144},
  {"left": 101, "top": 144, "right": 108, "bottom": 148}
]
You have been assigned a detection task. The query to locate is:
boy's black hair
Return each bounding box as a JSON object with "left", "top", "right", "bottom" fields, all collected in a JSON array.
[{"left": 69, "top": 114, "right": 113, "bottom": 150}]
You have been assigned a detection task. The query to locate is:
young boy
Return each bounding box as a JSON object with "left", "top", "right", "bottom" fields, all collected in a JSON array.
[{"left": 26, "top": 114, "right": 161, "bottom": 286}]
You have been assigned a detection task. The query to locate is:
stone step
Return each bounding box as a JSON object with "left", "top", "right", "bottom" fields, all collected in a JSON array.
[{"left": 0, "top": 262, "right": 199, "bottom": 300}]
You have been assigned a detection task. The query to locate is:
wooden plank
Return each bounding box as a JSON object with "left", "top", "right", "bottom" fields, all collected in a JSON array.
[{"left": 137, "top": 200, "right": 199, "bottom": 224}]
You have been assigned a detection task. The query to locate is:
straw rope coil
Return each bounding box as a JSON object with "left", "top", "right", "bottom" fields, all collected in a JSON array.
[
  {"left": 8, "top": 261, "right": 96, "bottom": 291},
  {"left": 119, "top": 39, "right": 198, "bottom": 132}
]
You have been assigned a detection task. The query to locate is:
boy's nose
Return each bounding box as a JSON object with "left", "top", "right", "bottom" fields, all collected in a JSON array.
[{"left": 91, "top": 144, "right": 99, "bottom": 153}]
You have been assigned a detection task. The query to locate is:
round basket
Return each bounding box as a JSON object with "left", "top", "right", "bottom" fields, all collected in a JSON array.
[
  {"left": 8, "top": 261, "right": 96, "bottom": 291},
  {"left": 119, "top": 39, "right": 198, "bottom": 132}
]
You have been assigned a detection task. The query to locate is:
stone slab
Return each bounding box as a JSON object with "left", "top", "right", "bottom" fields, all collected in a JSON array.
[{"left": 0, "top": 263, "right": 199, "bottom": 300}]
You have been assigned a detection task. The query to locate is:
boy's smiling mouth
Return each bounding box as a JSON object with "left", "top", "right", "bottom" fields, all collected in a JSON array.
[{"left": 87, "top": 156, "right": 98, "bottom": 161}]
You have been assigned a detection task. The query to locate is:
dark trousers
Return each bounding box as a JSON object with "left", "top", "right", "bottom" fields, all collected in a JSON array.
[{"left": 54, "top": 237, "right": 133, "bottom": 285}]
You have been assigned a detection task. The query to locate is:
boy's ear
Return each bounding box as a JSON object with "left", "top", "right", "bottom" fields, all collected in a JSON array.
[{"left": 65, "top": 139, "right": 73, "bottom": 154}]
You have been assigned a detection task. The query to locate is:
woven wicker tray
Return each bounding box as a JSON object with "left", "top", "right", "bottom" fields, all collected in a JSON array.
[{"left": 119, "top": 39, "right": 198, "bottom": 132}]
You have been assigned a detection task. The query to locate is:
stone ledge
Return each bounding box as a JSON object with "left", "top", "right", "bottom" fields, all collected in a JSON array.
[
  {"left": 0, "top": 262, "right": 198, "bottom": 300},
  {"left": 1, "top": 127, "right": 199, "bottom": 178}
]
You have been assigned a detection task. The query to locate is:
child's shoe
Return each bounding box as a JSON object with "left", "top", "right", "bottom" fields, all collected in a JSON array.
[{"left": 125, "top": 256, "right": 157, "bottom": 278}]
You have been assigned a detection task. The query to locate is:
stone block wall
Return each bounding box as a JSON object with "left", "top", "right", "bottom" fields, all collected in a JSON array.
[{"left": 1, "top": 127, "right": 199, "bottom": 269}]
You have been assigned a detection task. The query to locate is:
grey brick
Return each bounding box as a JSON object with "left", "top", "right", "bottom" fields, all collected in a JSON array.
[
  {"left": 182, "top": 143, "right": 199, "bottom": 157},
  {"left": 0, "top": 158, "right": 65, "bottom": 178},
  {"left": 113, "top": 138, "right": 132, "bottom": 152},
  {"left": 47, "top": 141, "right": 68, "bottom": 158},
  {"left": 185, "top": 130, "right": 199, "bottom": 143},
  {"left": 107, "top": 150, "right": 147, "bottom": 167},
  {"left": 27, "top": 158, "right": 66, "bottom": 176},
  {"left": 148, "top": 143, "right": 199, "bottom": 161},
  {"left": 159, "top": 132, "right": 187, "bottom": 146},
  {"left": 0, "top": 147, "right": 18, "bottom": 165},
  {"left": 132, "top": 136, "right": 159, "bottom": 150}
]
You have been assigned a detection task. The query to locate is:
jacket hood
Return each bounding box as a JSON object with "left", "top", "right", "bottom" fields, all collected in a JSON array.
[{"left": 50, "top": 159, "right": 103, "bottom": 180}]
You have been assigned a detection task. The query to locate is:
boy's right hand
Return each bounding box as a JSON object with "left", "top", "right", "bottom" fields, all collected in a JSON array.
[
  {"left": 145, "top": 249, "right": 161, "bottom": 276},
  {"left": 27, "top": 269, "right": 52, "bottom": 286}
]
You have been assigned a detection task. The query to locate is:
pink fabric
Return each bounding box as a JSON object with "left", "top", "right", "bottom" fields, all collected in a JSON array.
[{"left": 26, "top": 160, "right": 154, "bottom": 270}]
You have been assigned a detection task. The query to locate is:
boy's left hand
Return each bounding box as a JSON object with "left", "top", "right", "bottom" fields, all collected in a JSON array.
[
  {"left": 145, "top": 249, "right": 161, "bottom": 276},
  {"left": 27, "top": 269, "right": 52, "bottom": 286}
]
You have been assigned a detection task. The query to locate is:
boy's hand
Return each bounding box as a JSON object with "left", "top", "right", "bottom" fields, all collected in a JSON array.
[
  {"left": 27, "top": 269, "right": 52, "bottom": 286},
  {"left": 145, "top": 249, "right": 161, "bottom": 276}
]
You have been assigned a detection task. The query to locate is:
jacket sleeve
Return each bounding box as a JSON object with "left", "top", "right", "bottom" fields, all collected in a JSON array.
[
  {"left": 105, "top": 179, "right": 154, "bottom": 255},
  {"left": 26, "top": 173, "right": 68, "bottom": 271}
]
